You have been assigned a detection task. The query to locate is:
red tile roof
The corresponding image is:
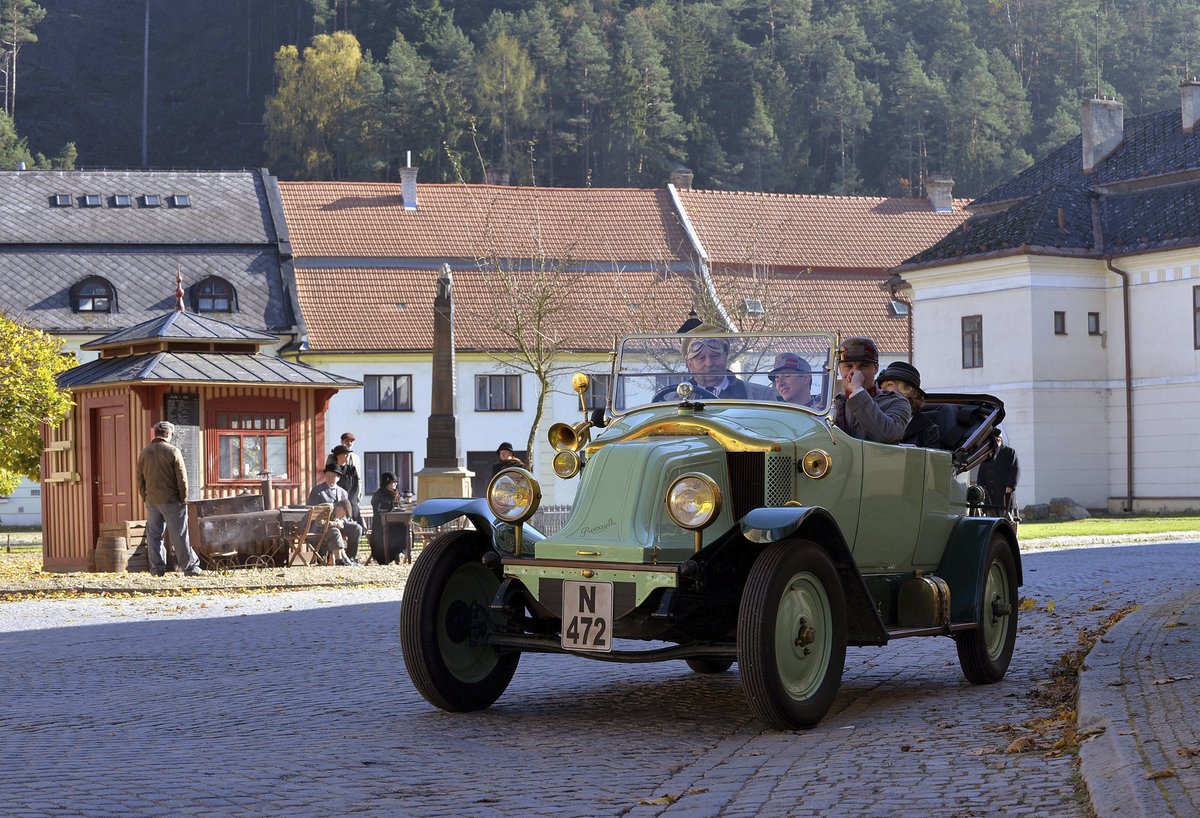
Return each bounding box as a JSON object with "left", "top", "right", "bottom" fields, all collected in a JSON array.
[
  {"left": 279, "top": 182, "right": 694, "bottom": 262},
  {"left": 675, "top": 189, "right": 971, "bottom": 270}
]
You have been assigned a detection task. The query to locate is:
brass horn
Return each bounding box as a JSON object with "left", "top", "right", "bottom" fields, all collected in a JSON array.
[{"left": 548, "top": 420, "right": 592, "bottom": 452}]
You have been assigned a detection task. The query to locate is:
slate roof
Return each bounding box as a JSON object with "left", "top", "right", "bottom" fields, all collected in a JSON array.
[
  {"left": 675, "top": 189, "right": 971, "bottom": 269},
  {"left": 0, "top": 169, "right": 277, "bottom": 244},
  {"left": 279, "top": 182, "right": 695, "bottom": 263},
  {"left": 81, "top": 309, "right": 278, "bottom": 349},
  {"left": 0, "top": 170, "right": 295, "bottom": 336},
  {"left": 58, "top": 350, "right": 360, "bottom": 389},
  {"left": 906, "top": 106, "right": 1200, "bottom": 267}
]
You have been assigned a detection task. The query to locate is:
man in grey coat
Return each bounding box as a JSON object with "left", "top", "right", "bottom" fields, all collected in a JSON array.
[
  {"left": 832, "top": 337, "right": 912, "bottom": 444},
  {"left": 136, "top": 420, "right": 203, "bottom": 576}
]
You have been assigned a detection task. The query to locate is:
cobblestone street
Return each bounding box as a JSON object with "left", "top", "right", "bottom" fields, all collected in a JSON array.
[{"left": 1, "top": 540, "right": 1196, "bottom": 818}]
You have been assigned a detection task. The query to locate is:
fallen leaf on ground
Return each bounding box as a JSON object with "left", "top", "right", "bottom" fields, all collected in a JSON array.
[
  {"left": 638, "top": 788, "right": 708, "bottom": 806},
  {"left": 1007, "top": 736, "right": 1037, "bottom": 753},
  {"left": 1164, "top": 621, "right": 1188, "bottom": 628},
  {"left": 1046, "top": 599, "right": 1056, "bottom": 613},
  {"left": 1177, "top": 747, "right": 1199, "bottom": 758},
  {"left": 1152, "top": 675, "right": 1195, "bottom": 685},
  {"left": 1146, "top": 769, "right": 1175, "bottom": 780},
  {"left": 1019, "top": 597, "right": 1037, "bottom": 612}
]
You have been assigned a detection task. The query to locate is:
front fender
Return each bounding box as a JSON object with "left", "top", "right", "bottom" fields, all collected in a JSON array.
[
  {"left": 938, "top": 517, "right": 1021, "bottom": 623},
  {"left": 410, "top": 497, "right": 545, "bottom": 553},
  {"left": 741, "top": 505, "right": 888, "bottom": 647}
]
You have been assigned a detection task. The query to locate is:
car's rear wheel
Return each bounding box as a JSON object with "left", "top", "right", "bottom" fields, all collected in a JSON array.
[
  {"left": 955, "top": 533, "right": 1018, "bottom": 684},
  {"left": 685, "top": 658, "right": 734, "bottom": 674},
  {"left": 400, "top": 530, "right": 519, "bottom": 711},
  {"left": 737, "top": 540, "right": 846, "bottom": 729}
]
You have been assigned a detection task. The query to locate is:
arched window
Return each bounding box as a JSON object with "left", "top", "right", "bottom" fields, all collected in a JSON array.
[
  {"left": 71, "top": 276, "right": 116, "bottom": 313},
  {"left": 193, "top": 276, "right": 237, "bottom": 313}
]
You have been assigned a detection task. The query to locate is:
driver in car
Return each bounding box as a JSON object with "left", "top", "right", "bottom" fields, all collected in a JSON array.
[{"left": 677, "top": 325, "right": 774, "bottom": 401}]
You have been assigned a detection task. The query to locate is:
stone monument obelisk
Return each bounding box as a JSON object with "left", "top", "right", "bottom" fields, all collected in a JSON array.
[{"left": 415, "top": 264, "right": 474, "bottom": 500}]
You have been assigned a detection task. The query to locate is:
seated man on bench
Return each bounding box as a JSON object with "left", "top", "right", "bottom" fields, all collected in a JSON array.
[{"left": 306, "top": 465, "right": 361, "bottom": 566}]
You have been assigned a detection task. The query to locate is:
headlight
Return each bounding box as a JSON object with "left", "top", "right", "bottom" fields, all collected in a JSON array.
[
  {"left": 552, "top": 450, "right": 581, "bottom": 479},
  {"left": 666, "top": 473, "right": 722, "bottom": 530},
  {"left": 801, "top": 449, "right": 832, "bottom": 479},
  {"left": 487, "top": 468, "right": 541, "bottom": 524}
]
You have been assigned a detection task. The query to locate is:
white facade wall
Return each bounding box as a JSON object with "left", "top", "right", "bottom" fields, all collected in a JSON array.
[
  {"left": 311, "top": 351, "right": 611, "bottom": 506},
  {"left": 905, "top": 250, "right": 1200, "bottom": 511}
]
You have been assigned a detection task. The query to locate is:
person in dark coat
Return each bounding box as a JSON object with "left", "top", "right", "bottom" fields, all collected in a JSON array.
[
  {"left": 876, "top": 361, "right": 941, "bottom": 448},
  {"left": 369, "top": 472, "right": 410, "bottom": 565},
  {"left": 832, "top": 337, "right": 912, "bottom": 443},
  {"left": 492, "top": 442, "right": 525, "bottom": 476},
  {"left": 326, "top": 444, "right": 363, "bottom": 537},
  {"left": 978, "top": 430, "right": 1020, "bottom": 518}
]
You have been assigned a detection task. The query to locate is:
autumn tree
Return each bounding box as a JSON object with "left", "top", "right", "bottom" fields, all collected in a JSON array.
[
  {"left": 0, "top": 312, "right": 73, "bottom": 496},
  {"left": 264, "top": 31, "right": 384, "bottom": 180}
]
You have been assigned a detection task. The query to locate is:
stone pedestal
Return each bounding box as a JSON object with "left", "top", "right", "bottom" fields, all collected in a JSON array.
[{"left": 416, "top": 466, "right": 475, "bottom": 502}]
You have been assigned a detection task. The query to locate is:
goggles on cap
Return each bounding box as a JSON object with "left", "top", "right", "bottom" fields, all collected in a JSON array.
[{"left": 685, "top": 338, "right": 729, "bottom": 358}]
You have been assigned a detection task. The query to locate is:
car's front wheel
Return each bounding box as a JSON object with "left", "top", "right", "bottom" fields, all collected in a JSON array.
[
  {"left": 737, "top": 540, "right": 846, "bottom": 729},
  {"left": 400, "top": 530, "right": 519, "bottom": 711},
  {"left": 955, "top": 533, "right": 1018, "bottom": 683}
]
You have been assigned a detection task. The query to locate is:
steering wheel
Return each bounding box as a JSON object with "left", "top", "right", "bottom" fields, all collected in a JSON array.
[{"left": 651, "top": 383, "right": 718, "bottom": 403}]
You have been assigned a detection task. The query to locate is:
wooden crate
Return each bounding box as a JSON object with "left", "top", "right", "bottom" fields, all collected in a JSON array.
[{"left": 100, "top": 520, "right": 148, "bottom": 571}]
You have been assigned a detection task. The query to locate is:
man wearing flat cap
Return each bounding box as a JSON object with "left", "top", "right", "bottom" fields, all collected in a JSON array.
[
  {"left": 676, "top": 325, "right": 774, "bottom": 401},
  {"left": 832, "top": 336, "right": 911, "bottom": 444},
  {"left": 306, "top": 463, "right": 360, "bottom": 565},
  {"left": 137, "top": 420, "right": 204, "bottom": 576},
  {"left": 769, "top": 352, "right": 822, "bottom": 408}
]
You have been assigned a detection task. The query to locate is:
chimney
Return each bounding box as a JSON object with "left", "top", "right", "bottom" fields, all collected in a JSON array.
[
  {"left": 669, "top": 166, "right": 694, "bottom": 190},
  {"left": 484, "top": 168, "right": 511, "bottom": 186},
  {"left": 1182, "top": 80, "right": 1200, "bottom": 133},
  {"left": 1082, "top": 98, "right": 1124, "bottom": 173},
  {"left": 924, "top": 175, "right": 954, "bottom": 213},
  {"left": 401, "top": 164, "right": 418, "bottom": 211}
]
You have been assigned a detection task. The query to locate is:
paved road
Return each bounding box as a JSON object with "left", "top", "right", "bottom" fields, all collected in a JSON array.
[{"left": 1, "top": 540, "right": 1197, "bottom": 818}]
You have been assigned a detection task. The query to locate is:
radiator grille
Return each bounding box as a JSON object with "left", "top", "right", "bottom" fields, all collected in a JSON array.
[
  {"left": 726, "top": 452, "right": 764, "bottom": 519},
  {"left": 765, "top": 453, "right": 795, "bottom": 506}
]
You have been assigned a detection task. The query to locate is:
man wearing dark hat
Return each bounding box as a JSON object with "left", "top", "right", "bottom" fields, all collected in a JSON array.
[
  {"left": 675, "top": 324, "right": 774, "bottom": 401},
  {"left": 326, "top": 443, "right": 363, "bottom": 540},
  {"left": 306, "top": 464, "right": 360, "bottom": 565},
  {"left": 492, "top": 442, "right": 525, "bottom": 476},
  {"left": 877, "top": 361, "right": 940, "bottom": 447},
  {"left": 769, "top": 352, "right": 822, "bottom": 408},
  {"left": 832, "top": 336, "right": 911, "bottom": 444}
]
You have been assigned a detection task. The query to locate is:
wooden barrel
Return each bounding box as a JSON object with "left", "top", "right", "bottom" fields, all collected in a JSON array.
[
  {"left": 94, "top": 535, "right": 129, "bottom": 573},
  {"left": 86, "top": 547, "right": 97, "bottom": 573}
]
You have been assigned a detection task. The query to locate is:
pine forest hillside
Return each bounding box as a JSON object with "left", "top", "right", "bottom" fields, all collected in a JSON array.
[{"left": 13, "top": 0, "right": 1200, "bottom": 198}]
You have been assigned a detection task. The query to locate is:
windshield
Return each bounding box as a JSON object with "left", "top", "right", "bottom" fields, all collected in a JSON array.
[{"left": 612, "top": 332, "right": 835, "bottom": 413}]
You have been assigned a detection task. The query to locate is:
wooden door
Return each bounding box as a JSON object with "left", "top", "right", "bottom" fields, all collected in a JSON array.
[{"left": 91, "top": 402, "right": 133, "bottom": 527}]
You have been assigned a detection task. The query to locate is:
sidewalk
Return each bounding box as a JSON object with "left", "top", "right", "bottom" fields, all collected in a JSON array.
[{"left": 1078, "top": 585, "right": 1200, "bottom": 817}]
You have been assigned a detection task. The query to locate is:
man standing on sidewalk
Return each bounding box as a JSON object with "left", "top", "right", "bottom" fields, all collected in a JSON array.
[{"left": 136, "top": 420, "right": 203, "bottom": 577}]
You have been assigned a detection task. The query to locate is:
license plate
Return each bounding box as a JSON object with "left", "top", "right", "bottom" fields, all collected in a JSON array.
[{"left": 561, "top": 580, "right": 613, "bottom": 652}]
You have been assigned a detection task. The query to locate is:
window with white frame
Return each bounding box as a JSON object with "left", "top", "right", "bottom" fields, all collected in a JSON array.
[
  {"left": 476, "top": 374, "right": 521, "bottom": 411},
  {"left": 364, "top": 374, "right": 413, "bottom": 411},
  {"left": 962, "top": 315, "right": 983, "bottom": 368},
  {"left": 212, "top": 411, "right": 290, "bottom": 482},
  {"left": 364, "top": 451, "right": 413, "bottom": 494},
  {"left": 583, "top": 373, "right": 612, "bottom": 411}
]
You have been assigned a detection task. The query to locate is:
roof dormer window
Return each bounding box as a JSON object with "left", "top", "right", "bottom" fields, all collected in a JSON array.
[
  {"left": 193, "top": 276, "right": 237, "bottom": 313},
  {"left": 112, "top": 194, "right": 132, "bottom": 207},
  {"left": 52, "top": 194, "right": 71, "bottom": 207},
  {"left": 142, "top": 194, "right": 161, "bottom": 207},
  {"left": 71, "top": 276, "right": 117, "bottom": 314},
  {"left": 170, "top": 194, "right": 191, "bottom": 207},
  {"left": 82, "top": 194, "right": 102, "bottom": 207}
]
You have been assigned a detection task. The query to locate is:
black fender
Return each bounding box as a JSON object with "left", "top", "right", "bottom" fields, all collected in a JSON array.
[
  {"left": 410, "top": 497, "right": 545, "bottom": 554},
  {"left": 740, "top": 506, "right": 888, "bottom": 646},
  {"left": 937, "top": 516, "right": 1022, "bottom": 624}
]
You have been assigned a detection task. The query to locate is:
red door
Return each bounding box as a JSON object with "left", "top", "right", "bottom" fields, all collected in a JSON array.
[{"left": 92, "top": 402, "right": 132, "bottom": 527}]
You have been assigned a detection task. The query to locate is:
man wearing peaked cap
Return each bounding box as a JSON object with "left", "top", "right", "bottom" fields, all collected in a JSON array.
[
  {"left": 832, "top": 336, "right": 912, "bottom": 443},
  {"left": 769, "top": 352, "right": 821, "bottom": 408}
]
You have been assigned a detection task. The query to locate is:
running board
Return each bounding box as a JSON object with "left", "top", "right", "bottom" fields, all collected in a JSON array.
[{"left": 885, "top": 622, "right": 977, "bottom": 639}]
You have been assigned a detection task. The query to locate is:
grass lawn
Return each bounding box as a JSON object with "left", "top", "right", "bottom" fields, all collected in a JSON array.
[{"left": 1020, "top": 516, "right": 1200, "bottom": 540}]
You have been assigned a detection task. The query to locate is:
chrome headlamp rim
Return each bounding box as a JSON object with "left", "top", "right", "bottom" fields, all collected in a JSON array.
[
  {"left": 486, "top": 467, "right": 542, "bottom": 524},
  {"left": 665, "top": 472, "right": 722, "bottom": 531}
]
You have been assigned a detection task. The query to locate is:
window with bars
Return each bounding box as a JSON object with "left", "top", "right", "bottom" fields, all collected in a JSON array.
[
  {"left": 364, "top": 374, "right": 413, "bottom": 411},
  {"left": 364, "top": 451, "right": 413, "bottom": 494},
  {"left": 475, "top": 374, "right": 521, "bottom": 411},
  {"left": 212, "top": 411, "right": 290, "bottom": 482},
  {"left": 962, "top": 315, "right": 983, "bottom": 368}
]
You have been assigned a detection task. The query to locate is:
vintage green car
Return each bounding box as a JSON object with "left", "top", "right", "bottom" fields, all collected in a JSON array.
[{"left": 400, "top": 332, "right": 1020, "bottom": 729}]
